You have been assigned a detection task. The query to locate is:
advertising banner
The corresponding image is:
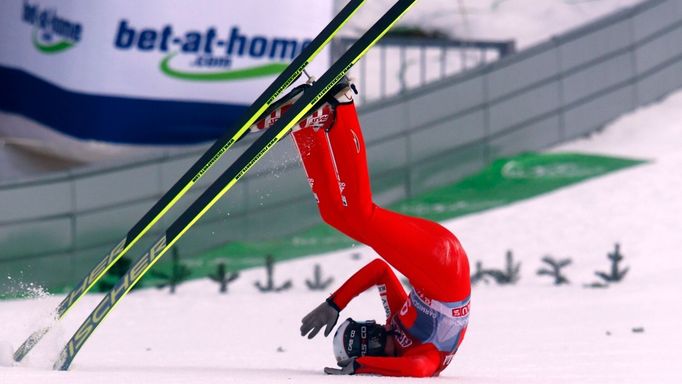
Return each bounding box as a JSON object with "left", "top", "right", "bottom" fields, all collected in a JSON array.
[{"left": 0, "top": 0, "right": 333, "bottom": 144}]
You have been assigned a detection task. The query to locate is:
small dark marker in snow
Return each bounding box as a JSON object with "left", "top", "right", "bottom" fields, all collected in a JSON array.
[
  {"left": 606, "top": 331, "right": 611, "bottom": 336},
  {"left": 146, "top": 347, "right": 152, "bottom": 351},
  {"left": 277, "top": 346, "right": 285, "bottom": 352},
  {"left": 632, "top": 327, "right": 644, "bottom": 333}
]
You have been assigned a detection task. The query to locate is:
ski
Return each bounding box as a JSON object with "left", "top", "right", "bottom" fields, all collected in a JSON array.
[
  {"left": 11, "top": 0, "right": 365, "bottom": 364},
  {"left": 53, "top": 0, "right": 418, "bottom": 371}
]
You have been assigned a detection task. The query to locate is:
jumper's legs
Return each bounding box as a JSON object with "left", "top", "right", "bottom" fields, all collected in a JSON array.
[{"left": 292, "top": 102, "right": 467, "bottom": 300}]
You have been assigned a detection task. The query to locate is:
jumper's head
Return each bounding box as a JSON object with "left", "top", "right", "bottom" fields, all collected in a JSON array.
[{"left": 332, "top": 318, "right": 390, "bottom": 361}]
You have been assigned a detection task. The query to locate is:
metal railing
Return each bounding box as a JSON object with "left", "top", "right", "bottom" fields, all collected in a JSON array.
[{"left": 331, "top": 35, "right": 516, "bottom": 103}]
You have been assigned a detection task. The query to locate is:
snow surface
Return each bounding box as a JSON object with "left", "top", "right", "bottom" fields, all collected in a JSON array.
[{"left": 2, "top": 88, "right": 682, "bottom": 383}]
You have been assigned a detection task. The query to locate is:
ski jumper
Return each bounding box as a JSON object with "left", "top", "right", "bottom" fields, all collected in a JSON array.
[{"left": 290, "top": 98, "right": 471, "bottom": 377}]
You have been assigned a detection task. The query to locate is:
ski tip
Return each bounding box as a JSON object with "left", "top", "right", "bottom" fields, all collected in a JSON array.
[
  {"left": 11, "top": 351, "right": 24, "bottom": 364},
  {"left": 12, "top": 342, "right": 32, "bottom": 363},
  {"left": 53, "top": 352, "right": 71, "bottom": 371},
  {"left": 11, "top": 326, "right": 51, "bottom": 363}
]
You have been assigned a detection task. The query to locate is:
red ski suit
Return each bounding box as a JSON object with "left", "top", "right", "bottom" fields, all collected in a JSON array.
[{"left": 290, "top": 98, "right": 471, "bottom": 377}]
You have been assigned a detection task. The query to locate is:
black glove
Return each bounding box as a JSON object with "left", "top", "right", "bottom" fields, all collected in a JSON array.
[
  {"left": 324, "top": 358, "right": 357, "bottom": 375},
  {"left": 300, "top": 298, "right": 340, "bottom": 339}
]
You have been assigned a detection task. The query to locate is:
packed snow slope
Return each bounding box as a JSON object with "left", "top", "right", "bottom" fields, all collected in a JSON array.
[{"left": 2, "top": 79, "right": 682, "bottom": 384}]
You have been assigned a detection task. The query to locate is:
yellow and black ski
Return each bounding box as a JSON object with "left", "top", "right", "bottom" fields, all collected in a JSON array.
[{"left": 12, "top": 0, "right": 365, "bottom": 364}]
